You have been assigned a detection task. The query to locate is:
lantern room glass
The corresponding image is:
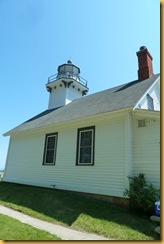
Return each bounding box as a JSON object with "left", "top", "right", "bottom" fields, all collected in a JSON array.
[{"left": 57, "top": 63, "right": 80, "bottom": 81}]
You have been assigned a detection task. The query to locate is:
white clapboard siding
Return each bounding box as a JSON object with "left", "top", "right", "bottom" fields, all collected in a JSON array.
[
  {"left": 132, "top": 115, "right": 160, "bottom": 188},
  {"left": 4, "top": 112, "right": 127, "bottom": 198}
]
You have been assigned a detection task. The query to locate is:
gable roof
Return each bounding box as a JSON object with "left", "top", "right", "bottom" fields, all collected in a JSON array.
[{"left": 4, "top": 73, "right": 160, "bottom": 136}]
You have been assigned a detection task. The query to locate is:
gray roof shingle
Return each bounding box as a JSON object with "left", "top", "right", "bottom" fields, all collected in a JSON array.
[{"left": 4, "top": 73, "right": 160, "bottom": 135}]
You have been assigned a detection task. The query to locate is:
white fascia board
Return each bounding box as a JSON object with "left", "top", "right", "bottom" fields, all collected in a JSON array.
[
  {"left": 133, "top": 76, "right": 160, "bottom": 110},
  {"left": 132, "top": 109, "right": 160, "bottom": 119}
]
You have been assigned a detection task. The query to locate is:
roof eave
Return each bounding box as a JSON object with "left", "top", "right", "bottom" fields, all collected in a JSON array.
[
  {"left": 132, "top": 108, "right": 160, "bottom": 119},
  {"left": 3, "top": 107, "right": 133, "bottom": 137}
]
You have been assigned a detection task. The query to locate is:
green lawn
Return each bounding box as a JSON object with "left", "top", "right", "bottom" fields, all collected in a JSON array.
[
  {"left": 0, "top": 181, "right": 160, "bottom": 240},
  {"left": 0, "top": 213, "right": 60, "bottom": 240}
]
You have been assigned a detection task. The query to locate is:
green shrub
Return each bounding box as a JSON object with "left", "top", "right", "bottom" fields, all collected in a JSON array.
[{"left": 124, "top": 173, "right": 160, "bottom": 215}]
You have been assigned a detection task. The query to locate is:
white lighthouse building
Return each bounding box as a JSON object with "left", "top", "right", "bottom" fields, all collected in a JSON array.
[{"left": 46, "top": 60, "right": 89, "bottom": 109}]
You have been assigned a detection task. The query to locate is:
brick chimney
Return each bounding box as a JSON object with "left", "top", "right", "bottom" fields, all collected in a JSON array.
[{"left": 136, "top": 46, "right": 154, "bottom": 81}]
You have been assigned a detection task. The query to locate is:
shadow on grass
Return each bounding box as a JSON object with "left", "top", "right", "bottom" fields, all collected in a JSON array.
[{"left": 0, "top": 182, "right": 159, "bottom": 240}]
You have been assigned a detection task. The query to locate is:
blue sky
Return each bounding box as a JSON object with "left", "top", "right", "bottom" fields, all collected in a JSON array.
[{"left": 0, "top": 0, "right": 160, "bottom": 170}]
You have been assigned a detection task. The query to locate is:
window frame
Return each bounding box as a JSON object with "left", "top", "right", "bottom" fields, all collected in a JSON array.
[
  {"left": 43, "top": 132, "right": 58, "bottom": 165},
  {"left": 147, "top": 93, "right": 154, "bottom": 110},
  {"left": 76, "top": 126, "right": 95, "bottom": 166}
]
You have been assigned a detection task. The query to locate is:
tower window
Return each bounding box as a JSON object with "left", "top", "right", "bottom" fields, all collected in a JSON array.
[
  {"left": 76, "top": 126, "right": 95, "bottom": 165},
  {"left": 147, "top": 94, "right": 154, "bottom": 110},
  {"left": 43, "top": 133, "right": 58, "bottom": 165}
]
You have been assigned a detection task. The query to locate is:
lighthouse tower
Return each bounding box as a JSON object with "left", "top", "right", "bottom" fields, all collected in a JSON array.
[{"left": 46, "top": 60, "right": 89, "bottom": 109}]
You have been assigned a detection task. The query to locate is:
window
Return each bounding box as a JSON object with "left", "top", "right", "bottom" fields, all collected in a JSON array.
[
  {"left": 76, "top": 126, "right": 95, "bottom": 165},
  {"left": 43, "top": 133, "right": 58, "bottom": 165},
  {"left": 147, "top": 94, "right": 154, "bottom": 110}
]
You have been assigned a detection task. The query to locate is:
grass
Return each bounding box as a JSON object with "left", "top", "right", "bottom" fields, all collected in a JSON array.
[
  {"left": 0, "top": 181, "right": 160, "bottom": 240},
  {"left": 0, "top": 213, "right": 60, "bottom": 240}
]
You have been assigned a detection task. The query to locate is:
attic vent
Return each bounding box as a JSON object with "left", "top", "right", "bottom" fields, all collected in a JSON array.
[{"left": 138, "top": 119, "right": 146, "bottom": 127}]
